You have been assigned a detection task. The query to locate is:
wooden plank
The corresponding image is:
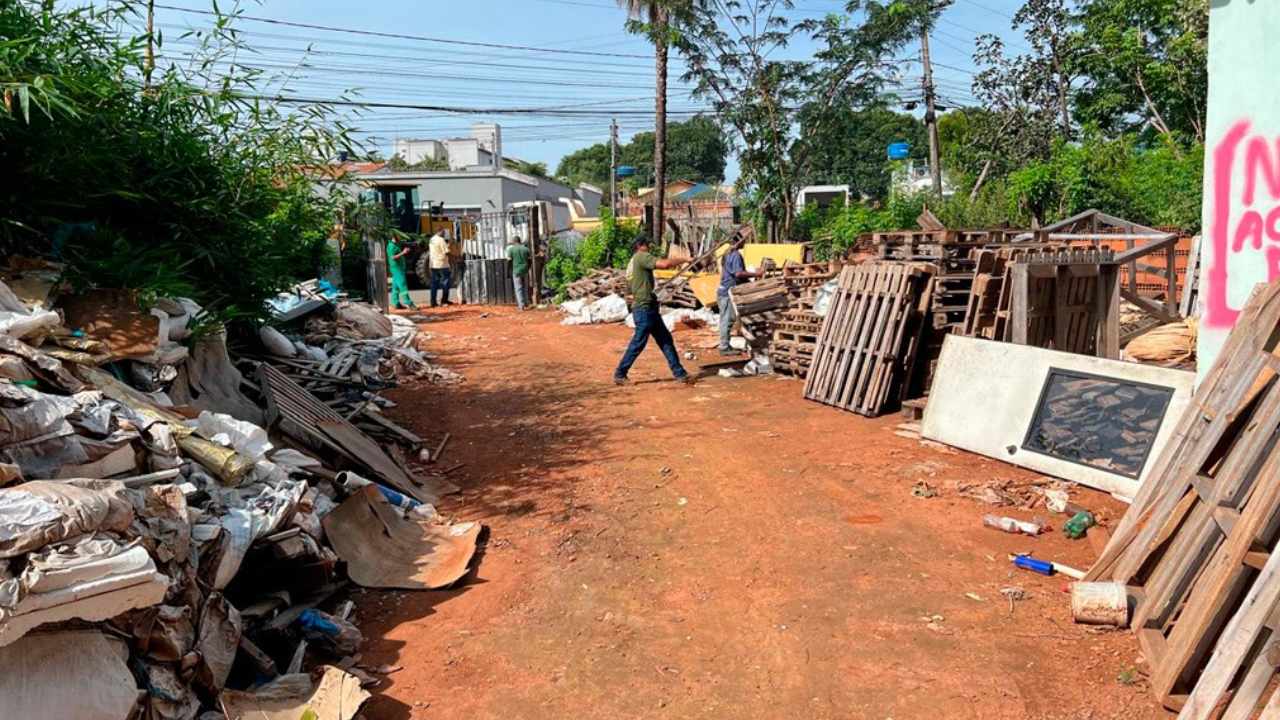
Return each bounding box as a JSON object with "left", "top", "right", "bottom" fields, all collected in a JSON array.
[{"left": 1179, "top": 547, "right": 1280, "bottom": 719}]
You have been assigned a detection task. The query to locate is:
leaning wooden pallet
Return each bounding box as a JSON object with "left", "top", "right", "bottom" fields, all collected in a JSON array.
[
  {"left": 803, "top": 262, "right": 932, "bottom": 417},
  {"left": 1082, "top": 281, "right": 1280, "bottom": 716}
]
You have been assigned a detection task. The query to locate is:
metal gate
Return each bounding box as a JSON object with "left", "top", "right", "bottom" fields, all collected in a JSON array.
[
  {"left": 463, "top": 208, "right": 531, "bottom": 260},
  {"left": 458, "top": 208, "right": 532, "bottom": 305}
]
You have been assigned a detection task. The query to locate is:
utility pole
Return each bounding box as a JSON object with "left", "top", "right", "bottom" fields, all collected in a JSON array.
[
  {"left": 609, "top": 118, "right": 618, "bottom": 214},
  {"left": 144, "top": 0, "right": 156, "bottom": 91},
  {"left": 920, "top": 20, "right": 942, "bottom": 196}
]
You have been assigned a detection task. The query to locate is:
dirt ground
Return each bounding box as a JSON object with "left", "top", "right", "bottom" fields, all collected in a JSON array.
[{"left": 355, "top": 305, "right": 1168, "bottom": 720}]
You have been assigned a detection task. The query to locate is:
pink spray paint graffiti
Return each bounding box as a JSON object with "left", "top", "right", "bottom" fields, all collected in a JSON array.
[{"left": 1205, "top": 120, "right": 1280, "bottom": 329}]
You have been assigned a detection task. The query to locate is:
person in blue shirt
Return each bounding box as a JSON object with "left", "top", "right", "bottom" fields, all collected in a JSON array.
[{"left": 716, "top": 240, "right": 766, "bottom": 355}]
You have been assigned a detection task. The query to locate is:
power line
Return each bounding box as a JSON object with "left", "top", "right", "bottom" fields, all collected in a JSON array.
[
  {"left": 159, "top": 37, "right": 663, "bottom": 79},
  {"left": 157, "top": 53, "right": 698, "bottom": 92},
  {"left": 955, "top": 0, "right": 1016, "bottom": 21},
  {"left": 157, "top": 23, "right": 675, "bottom": 72},
  {"left": 153, "top": 4, "right": 654, "bottom": 59},
  {"left": 235, "top": 94, "right": 709, "bottom": 117}
]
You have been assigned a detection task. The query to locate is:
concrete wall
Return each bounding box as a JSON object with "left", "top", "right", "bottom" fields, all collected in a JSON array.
[
  {"left": 392, "top": 139, "right": 445, "bottom": 165},
  {"left": 1198, "top": 1, "right": 1280, "bottom": 376}
]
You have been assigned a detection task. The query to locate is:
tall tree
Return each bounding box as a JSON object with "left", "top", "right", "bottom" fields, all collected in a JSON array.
[
  {"left": 800, "top": 106, "right": 926, "bottom": 200},
  {"left": 620, "top": 0, "right": 679, "bottom": 244},
  {"left": 675, "top": 1, "right": 920, "bottom": 240},
  {"left": 555, "top": 116, "right": 729, "bottom": 192},
  {"left": 1072, "top": 0, "right": 1207, "bottom": 144},
  {"left": 971, "top": 0, "right": 1077, "bottom": 171}
]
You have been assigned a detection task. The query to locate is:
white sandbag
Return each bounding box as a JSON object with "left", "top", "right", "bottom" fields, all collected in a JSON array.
[
  {"left": 258, "top": 326, "right": 296, "bottom": 357},
  {"left": 193, "top": 411, "right": 272, "bottom": 463},
  {"left": 0, "top": 280, "right": 60, "bottom": 339},
  {"left": 294, "top": 341, "right": 329, "bottom": 363},
  {"left": 562, "top": 294, "right": 628, "bottom": 325},
  {"left": 0, "top": 630, "right": 140, "bottom": 720}
]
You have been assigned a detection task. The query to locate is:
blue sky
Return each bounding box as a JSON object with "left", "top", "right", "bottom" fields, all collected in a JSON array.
[{"left": 139, "top": 0, "right": 1031, "bottom": 182}]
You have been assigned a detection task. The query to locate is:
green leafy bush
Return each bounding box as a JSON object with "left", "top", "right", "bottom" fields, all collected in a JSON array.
[{"left": 0, "top": 2, "right": 352, "bottom": 324}]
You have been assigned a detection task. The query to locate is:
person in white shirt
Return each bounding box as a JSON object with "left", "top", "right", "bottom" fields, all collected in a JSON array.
[{"left": 428, "top": 229, "right": 453, "bottom": 307}]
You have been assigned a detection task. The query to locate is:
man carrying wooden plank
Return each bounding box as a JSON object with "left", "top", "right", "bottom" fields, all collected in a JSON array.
[
  {"left": 614, "top": 237, "right": 695, "bottom": 386},
  {"left": 717, "top": 238, "right": 766, "bottom": 356}
]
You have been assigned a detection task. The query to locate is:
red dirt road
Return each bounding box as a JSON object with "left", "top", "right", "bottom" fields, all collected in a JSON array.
[{"left": 358, "top": 305, "right": 1165, "bottom": 720}]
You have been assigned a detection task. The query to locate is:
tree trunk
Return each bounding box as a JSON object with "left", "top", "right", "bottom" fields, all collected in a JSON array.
[
  {"left": 653, "top": 8, "right": 668, "bottom": 246},
  {"left": 969, "top": 160, "right": 992, "bottom": 202}
]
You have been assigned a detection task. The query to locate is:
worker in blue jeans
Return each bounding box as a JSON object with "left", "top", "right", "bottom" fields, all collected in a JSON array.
[{"left": 614, "top": 236, "right": 695, "bottom": 385}]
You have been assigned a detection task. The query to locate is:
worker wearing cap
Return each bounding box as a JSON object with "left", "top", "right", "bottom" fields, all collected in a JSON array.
[
  {"left": 716, "top": 238, "right": 765, "bottom": 355},
  {"left": 614, "top": 235, "right": 694, "bottom": 385}
]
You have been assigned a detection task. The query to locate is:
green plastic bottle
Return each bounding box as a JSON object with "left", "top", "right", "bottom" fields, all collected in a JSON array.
[{"left": 1063, "top": 511, "right": 1096, "bottom": 539}]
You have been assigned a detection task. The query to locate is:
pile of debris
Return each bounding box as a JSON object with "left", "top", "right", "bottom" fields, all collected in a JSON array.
[{"left": 0, "top": 267, "right": 479, "bottom": 720}]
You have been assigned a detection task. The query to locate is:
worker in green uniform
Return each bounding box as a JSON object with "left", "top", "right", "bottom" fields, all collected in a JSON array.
[
  {"left": 506, "top": 236, "right": 532, "bottom": 310},
  {"left": 387, "top": 234, "right": 417, "bottom": 310}
]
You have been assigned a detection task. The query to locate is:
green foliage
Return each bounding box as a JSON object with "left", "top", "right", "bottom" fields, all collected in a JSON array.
[
  {"left": 1005, "top": 135, "right": 1203, "bottom": 230},
  {"left": 1073, "top": 0, "right": 1208, "bottom": 142},
  {"left": 555, "top": 116, "right": 730, "bottom": 193},
  {"left": 800, "top": 106, "right": 926, "bottom": 200},
  {"left": 387, "top": 153, "right": 448, "bottom": 172},
  {"left": 543, "top": 208, "right": 641, "bottom": 298},
  {"left": 0, "top": 1, "right": 353, "bottom": 324},
  {"left": 507, "top": 158, "right": 550, "bottom": 178}
]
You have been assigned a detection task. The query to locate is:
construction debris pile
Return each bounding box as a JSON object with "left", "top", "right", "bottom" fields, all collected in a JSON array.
[{"left": 0, "top": 263, "right": 477, "bottom": 720}]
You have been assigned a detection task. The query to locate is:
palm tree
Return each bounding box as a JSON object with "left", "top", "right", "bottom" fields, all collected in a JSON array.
[{"left": 618, "top": 0, "right": 673, "bottom": 245}]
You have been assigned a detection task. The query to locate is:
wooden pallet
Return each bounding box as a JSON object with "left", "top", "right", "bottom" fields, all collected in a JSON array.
[
  {"left": 1084, "top": 281, "right": 1280, "bottom": 715},
  {"left": 802, "top": 262, "right": 933, "bottom": 417}
]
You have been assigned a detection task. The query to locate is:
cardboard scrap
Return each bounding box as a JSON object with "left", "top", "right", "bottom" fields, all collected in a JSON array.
[
  {"left": 322, "top": 485, "right": 481, "bottom": 590},
  {"left": 220, "top": 666, "right": 370, "bottom": 720}
]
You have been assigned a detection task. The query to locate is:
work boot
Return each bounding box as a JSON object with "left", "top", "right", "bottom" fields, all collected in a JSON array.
[
  {"left": 678, "top": 374, "right": 697, "bottom": 386},
  {"left": 613, "top": 376, "right": 628, "bottom": 386}
]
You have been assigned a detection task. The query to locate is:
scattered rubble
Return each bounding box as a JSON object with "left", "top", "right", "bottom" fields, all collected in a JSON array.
[{"left": 0, "top": 272, "right": 479, "bottom": 719}]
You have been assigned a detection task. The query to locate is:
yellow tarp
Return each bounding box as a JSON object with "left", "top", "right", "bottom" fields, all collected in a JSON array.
[
  {"left": 740, "top": 243, "right": 805, "bottom": 267},
  {"left": 655, "top": 243, "right": 806, "bottom": 306}
]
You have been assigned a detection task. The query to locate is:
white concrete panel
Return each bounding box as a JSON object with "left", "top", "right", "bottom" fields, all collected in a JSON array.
[{"left": 921, "top": 336, "right": 1196, "bottom": 499}]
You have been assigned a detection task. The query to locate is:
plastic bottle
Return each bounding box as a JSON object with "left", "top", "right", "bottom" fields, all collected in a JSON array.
[
  {"left": 983, "top": 514, "right": 1044, "bottom": 536},
  {"left": 1063, "top": 511, "right": 1096, "bottom": 539}
]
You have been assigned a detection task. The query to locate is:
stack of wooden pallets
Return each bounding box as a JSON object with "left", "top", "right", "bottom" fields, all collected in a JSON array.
[
  {"left": 759, "top": 261, "right": 842, "bottom": 377},
  {"left": 802, "top": 262, "right": 933, "bottom": 416},
  {"left": 1084, "top": 280, "right": 1280, "bottom": 717},
  {"left": 769, "top": 309, "right": 822, "bottom": 377}
]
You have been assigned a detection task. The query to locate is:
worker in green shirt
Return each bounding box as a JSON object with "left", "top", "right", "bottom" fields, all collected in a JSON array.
[
  {"left": 614, "top": 236, "right": 694, "bottom": 385},
  {"left": 506, "top": 236, "right": 532, "bottom": 310},
  {"left": 387, "top": 234, "right": 417, "bottom": 310}
]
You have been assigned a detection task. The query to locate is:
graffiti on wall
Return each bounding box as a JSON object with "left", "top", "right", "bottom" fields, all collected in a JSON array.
[{"left": 1204, "top": 120, "right": 1280, "bottom": 329}]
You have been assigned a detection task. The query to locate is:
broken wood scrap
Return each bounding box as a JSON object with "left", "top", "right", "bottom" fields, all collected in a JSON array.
[{"left": 431, "top": 432, "right": 450, "bottom": 463}]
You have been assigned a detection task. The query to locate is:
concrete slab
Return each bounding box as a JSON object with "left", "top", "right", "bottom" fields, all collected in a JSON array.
[{"left": 921, "top": 336, "right": 1196, "bottom": 500}]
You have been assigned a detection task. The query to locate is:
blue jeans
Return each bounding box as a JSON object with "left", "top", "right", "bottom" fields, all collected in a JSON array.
[
  {"left": 430, "top": 268, "right": 451, "bottom": 306},
  {"left": 513, "top": 273, "right": 527, "bottom": 309},
  {"left": 615, "top": 304, "right": 687, "bottom": 380}
]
